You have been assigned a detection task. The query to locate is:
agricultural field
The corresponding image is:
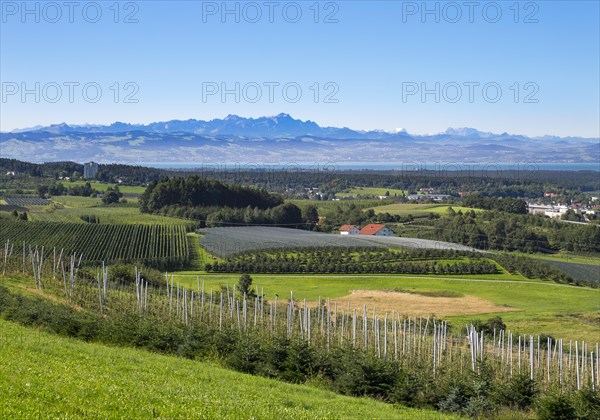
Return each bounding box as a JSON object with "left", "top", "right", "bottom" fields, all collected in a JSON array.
[
  {"left": 3, "top": 197, "right": 52, "bottom": 205},
  {"left": 171, "top": 272, "right": 600, "bottom": 342},
  {"left": 512, "top": 251, "right": 600, "bottom": 266},
  {"left": 0, "top": 319, "right": 439, "bottom": 419},
  {"left": 199, "top": 227, "right": 476, "bottom": 258},
  {"left": 543, "top": 260, "right": 600, "bottom": 285},
  {"left": 0, "top": 220, "right": 190, "bottom": 267},
  {"left": 370, "top": 203, "right": 480, "bottom": 218},
  {"left": 50, "top": 196, "right": 103, "bottom": 207}
]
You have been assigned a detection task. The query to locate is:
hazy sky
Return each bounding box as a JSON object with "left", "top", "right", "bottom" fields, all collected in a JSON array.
[{"left": 1, "top": 0, "right": 599, "bottom": 137}]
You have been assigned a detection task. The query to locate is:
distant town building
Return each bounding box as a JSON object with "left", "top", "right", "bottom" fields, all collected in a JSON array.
[
  {"left": 544, "top": 192, "right": 559, "bottom": 198},
  {"left": 83, "top": 161, "right": 99, "bottom": 179},
  {"left": 544, "top": 206, "right": 569, "bottom": 219},
  {"left": 407, "top": 194, "right": 450, "bottom": 201},
  {"left": 359, "top": 224, "right": 394, "bottom": 236},
  {"left": 339, "top": 224, "right": 360, "bottom": 235},
  {"left": 527, "top": 203, "right": 568, "bottom": 219}
]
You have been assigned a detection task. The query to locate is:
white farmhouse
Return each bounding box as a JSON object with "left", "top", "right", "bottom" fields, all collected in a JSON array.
[{"left": 339, "top": 224, "right": 360, "bottom": 235}]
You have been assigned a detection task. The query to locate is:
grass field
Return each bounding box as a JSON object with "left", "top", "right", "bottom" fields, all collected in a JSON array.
[
  {"left": 170, "top": 272, "right": 599, "bottom": 341},
  {"left": 25, "top": 203, "right": 192, "bottom": 225},
  {"left": 0, "top": 319, "right": 451, "bottom": 419},
  {"left": 1, "top": 196, "right": 192, "bottom": 226},
  {"left": 370, "top": 203, "right": 480, "bottom": 217}
]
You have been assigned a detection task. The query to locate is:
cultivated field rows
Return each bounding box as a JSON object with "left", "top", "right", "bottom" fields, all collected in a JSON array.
[{"left": 200, "top": 227, "right": 477, "bottom": 258}]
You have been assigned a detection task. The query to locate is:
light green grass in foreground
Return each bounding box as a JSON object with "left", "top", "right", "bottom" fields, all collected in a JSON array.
[
  {"left": 0, "top": 319, "right": 453, "bottom": 420},
  {"left": 171, "top": 273, "right": 600, "bottom": 341}
]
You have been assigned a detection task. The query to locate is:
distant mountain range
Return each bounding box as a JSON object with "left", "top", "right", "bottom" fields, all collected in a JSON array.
[
  {"left": 8, "top": 113, "right": 416, "bottom": 139},
  {"left": 2, "top": 114, "right": 598, "bottom": 164}
]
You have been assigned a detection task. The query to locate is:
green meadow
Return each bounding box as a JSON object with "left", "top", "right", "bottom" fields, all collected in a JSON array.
[
  {"left": 369, "top": 203, "right": 480, "bottom": 217},
  {"left": 0, "top": 318, "right": 452, "bottom": 420}
]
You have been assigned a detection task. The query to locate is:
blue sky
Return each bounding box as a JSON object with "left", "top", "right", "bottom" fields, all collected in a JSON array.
[{"left": 1, "top": 0, "right": 599, "bottom": 137}]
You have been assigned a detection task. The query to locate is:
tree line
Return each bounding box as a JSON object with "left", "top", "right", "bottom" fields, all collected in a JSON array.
[
  {"left": 37, "top": 181, "right": 100, "bottom": 198},
  {"left": 462, "top": 196, "right": 528, "bottom": 214},
  {"left": 410, "top": 211, "right": 600, "bottom": 254},
  {"left": 205, "top": 248, "right": 499, "bottom": 275}
]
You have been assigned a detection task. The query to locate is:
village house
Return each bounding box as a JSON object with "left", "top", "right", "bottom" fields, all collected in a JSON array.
[
  {"left": 339, "top": 224, "right": 360, "bottom": 235},
  {"left": 359, "top": 223, "right": 394, "bottom": 236}
]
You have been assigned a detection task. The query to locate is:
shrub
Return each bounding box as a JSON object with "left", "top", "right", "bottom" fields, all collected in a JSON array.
[
  {"left": 333, "top": 350, "right": 397, "bottom": 399},
  {"left": 495, "top": 373, "right": 537, "bottom": 409},
  {"left": 574, "top": 388, "right": 600, "bottom": 419},
  {"left": 470, "top": 316, "right": 506, "bottom": 338},
  {"left": 537, "top": 393, "right": 576, "bottom": 420},
  {"left": 437, "top": 384, "right": 472, "bottom": 413}
]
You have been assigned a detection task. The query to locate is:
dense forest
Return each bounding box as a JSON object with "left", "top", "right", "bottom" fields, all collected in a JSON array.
[
  {"left": 140, "top": 177, "right": 283, "bottom": 211},
  {"left": 139, "top": 177, "right": 307, "bottom": 228}
]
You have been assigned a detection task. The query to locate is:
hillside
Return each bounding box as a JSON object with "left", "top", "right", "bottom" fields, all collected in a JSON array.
[{"left": 0, "top": 319, "right": 452, "bottom": 419}]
